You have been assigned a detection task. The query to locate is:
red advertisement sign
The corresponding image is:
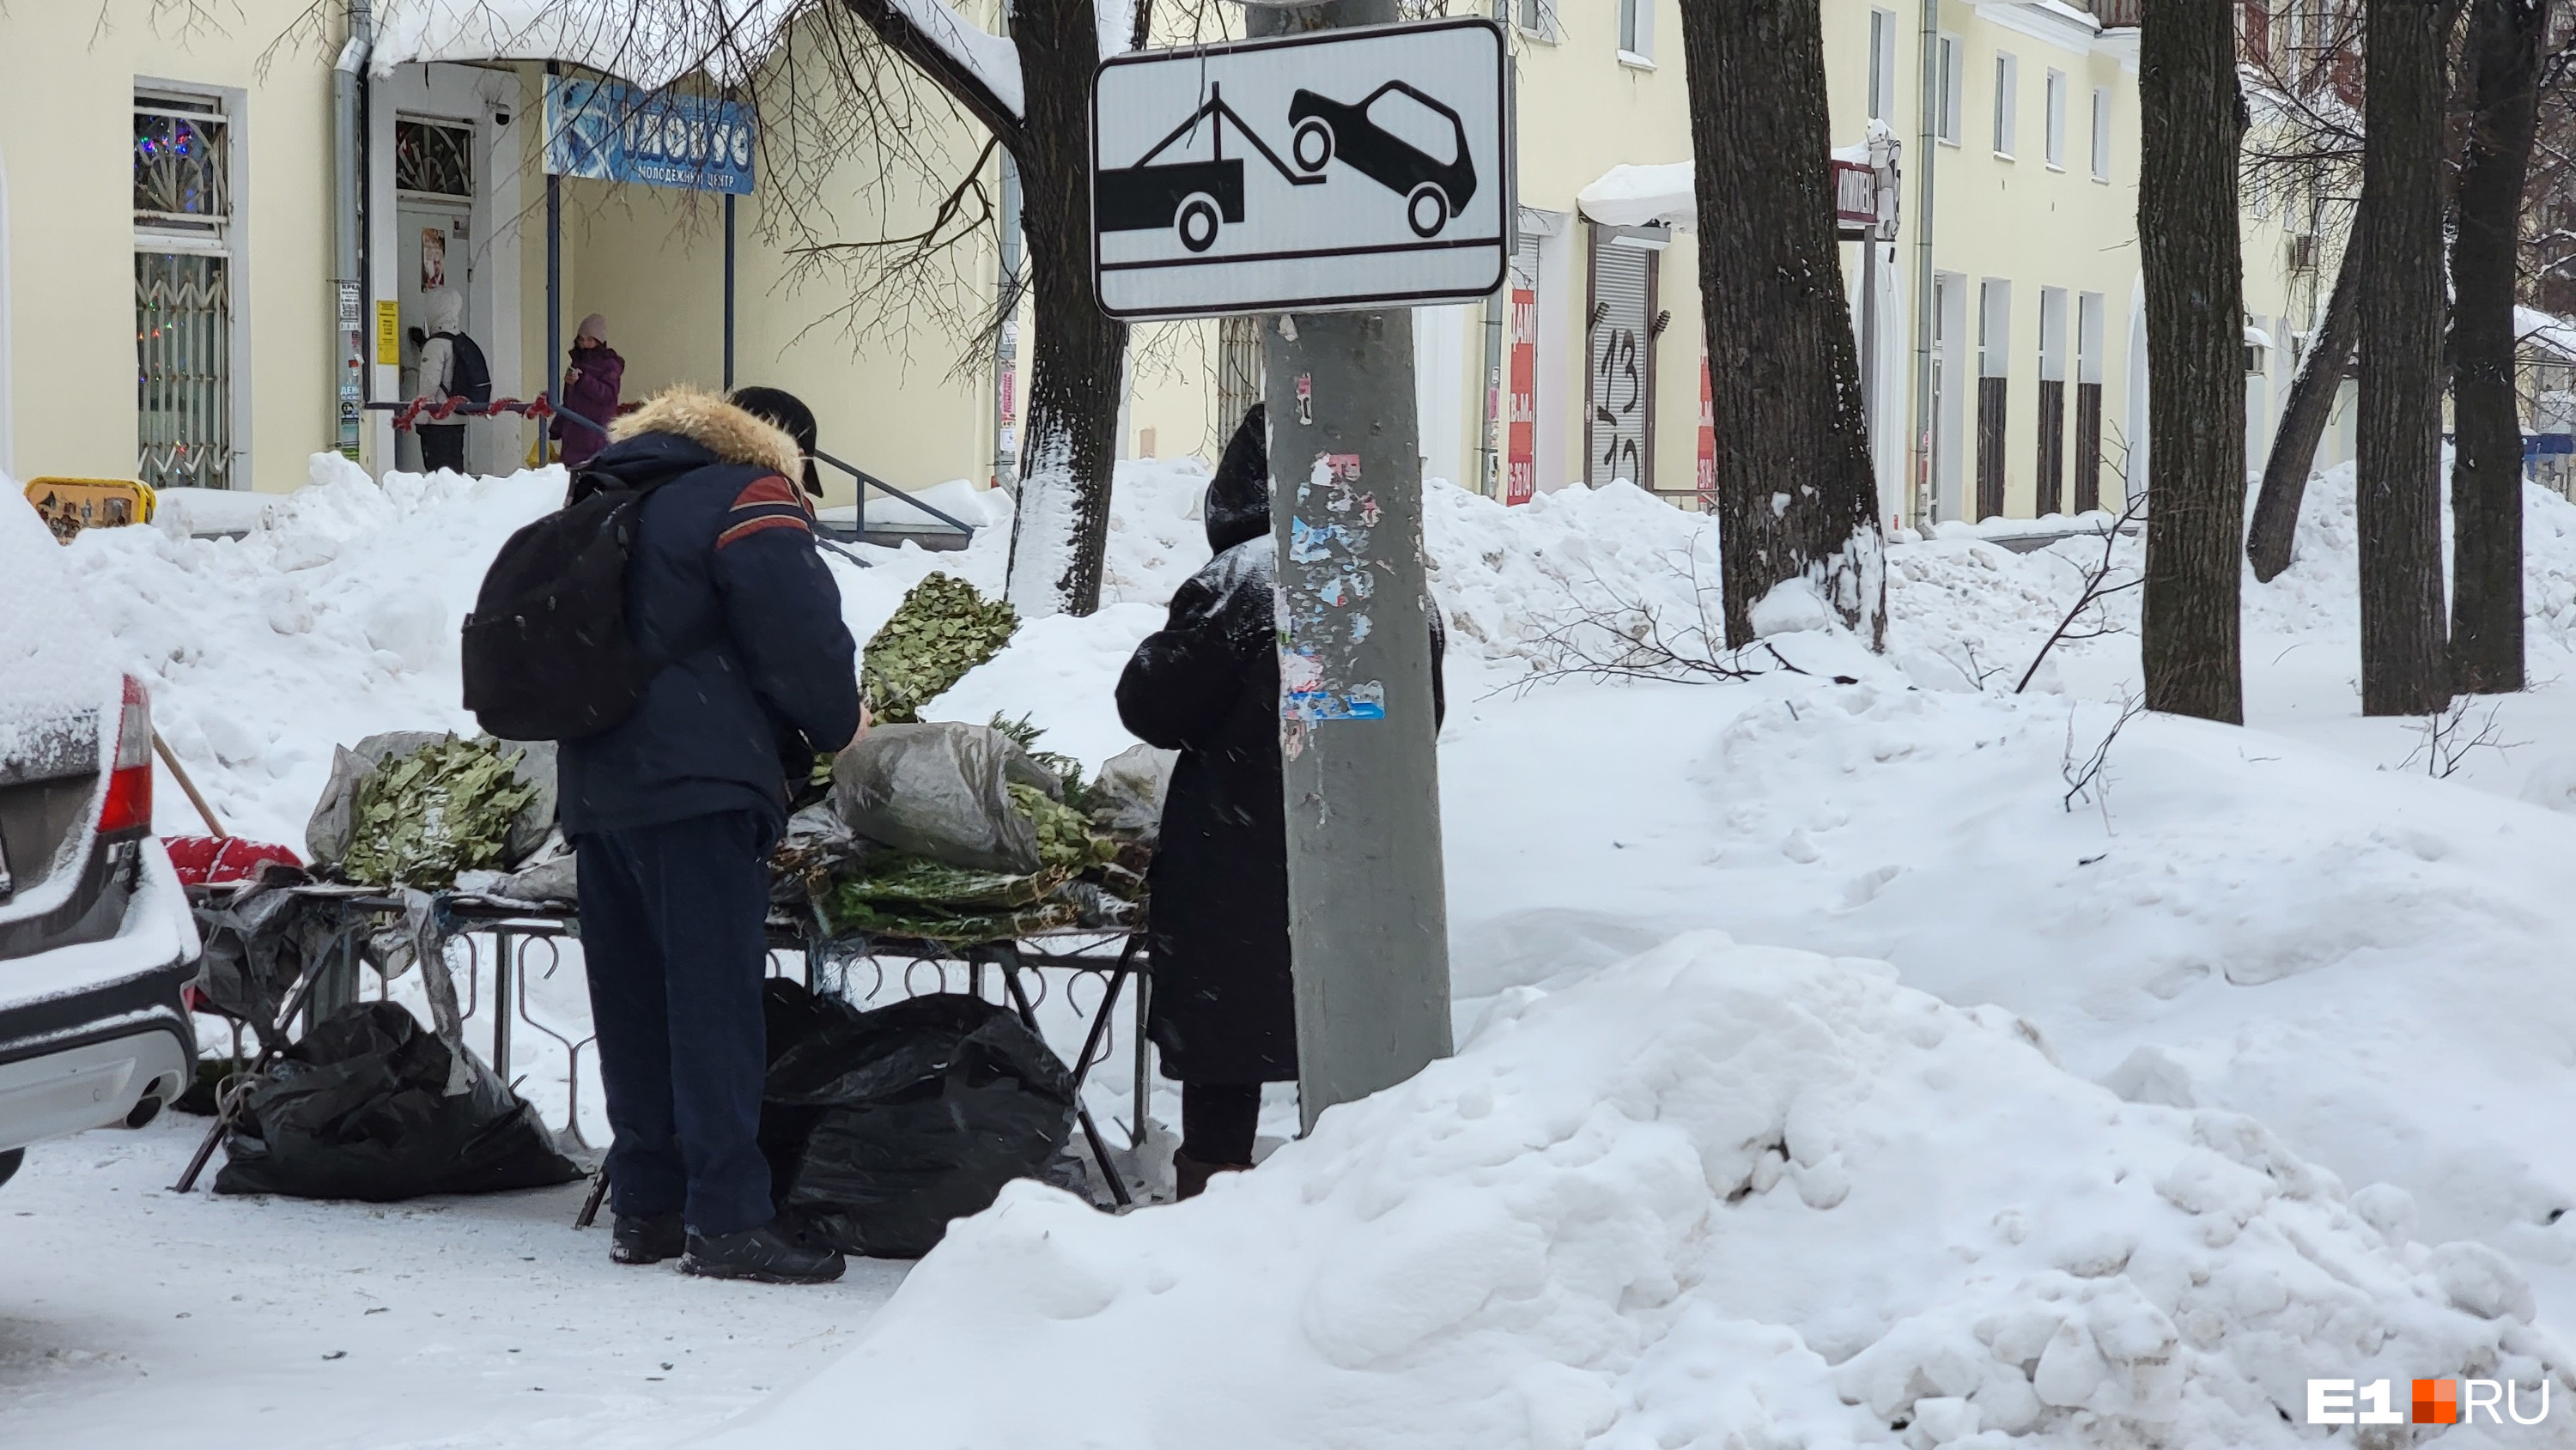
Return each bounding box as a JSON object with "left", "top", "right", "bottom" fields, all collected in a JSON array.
[
  {"left": 1697, "top": 351, "right": 1716, "bottom": 511},
  {"left": 1506, "top": 279, "right": 1537, "bottom": 506}
]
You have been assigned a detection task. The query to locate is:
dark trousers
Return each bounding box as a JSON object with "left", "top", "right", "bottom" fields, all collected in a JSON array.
[
  {"left": 577, "top": 810, "right": 779, "bottom": 1236},
  {"left": 1181, "top": 1081, "right": 1261, "bottom": 1167},
  {"left": 419, "top": 423, "right": 466, "bottom": 475}
]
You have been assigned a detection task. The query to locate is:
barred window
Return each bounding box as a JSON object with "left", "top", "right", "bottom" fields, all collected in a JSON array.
[
  {"left": 396, "top": 118, "right": 476, "bottom": 199},
  {"left": 134, "top": 88, "right": 234, "bottom": 489},
  {"left": 133, "top": 94, "right": 228, "bottom": 235}
]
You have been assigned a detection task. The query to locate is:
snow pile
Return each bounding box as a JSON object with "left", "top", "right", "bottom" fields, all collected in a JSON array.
[
  {"left": 0, "top": 469, "right": 117, "bottom": 753},
  {"left": 1425, "top": 479, "right": 1720, "bottom": 668},
  {"left": 1886, "top": 462, "right": 2576, "bottom": 691},
  {"left": 51, "top": 443, "right": 1704, "bottom": 845},
  {"left": 49, "top": 457, "right": 562, "bottom": 844},
  {"left": 702, "top": 935, "right": 2567, "bottom": 1450}
]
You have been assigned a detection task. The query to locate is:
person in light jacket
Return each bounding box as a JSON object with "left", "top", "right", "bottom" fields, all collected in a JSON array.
[{"left": 411, "top": 287, "right": 475, "bottom": 475}]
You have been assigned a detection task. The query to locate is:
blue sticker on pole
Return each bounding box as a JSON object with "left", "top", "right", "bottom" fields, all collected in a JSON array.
[{"left": 544, "top": 76, "right": 756, "bottom": 196}]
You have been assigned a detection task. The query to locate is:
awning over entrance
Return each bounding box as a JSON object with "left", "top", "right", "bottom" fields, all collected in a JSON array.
[
  {"left": 1575, "top": 161, "right": 1693, "bottom": 231},
  {"left": 368, "top": 0, "right": 806, "bottom": 88}
]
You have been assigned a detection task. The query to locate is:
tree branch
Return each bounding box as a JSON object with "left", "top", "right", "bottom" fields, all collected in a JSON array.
[{"left": 840, "top": 0, "right": 1026, "bottom": 150}]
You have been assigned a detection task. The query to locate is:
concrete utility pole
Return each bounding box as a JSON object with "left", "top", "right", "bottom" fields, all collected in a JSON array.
[{"left": 1249, "top": 0, "right": 1455, "bottom": 1134}]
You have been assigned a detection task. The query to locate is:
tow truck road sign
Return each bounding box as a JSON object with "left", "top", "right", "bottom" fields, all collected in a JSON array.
[{"left": 1091, "top": 18, "right": 1512, "bottom": 320}]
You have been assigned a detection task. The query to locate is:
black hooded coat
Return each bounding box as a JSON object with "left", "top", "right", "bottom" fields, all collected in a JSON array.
[{"left": 1115, "top": 408, "right": 1443, "bottom": 1085}]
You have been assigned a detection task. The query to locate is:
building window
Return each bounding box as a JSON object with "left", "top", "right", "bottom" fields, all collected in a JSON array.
[
  {"left": 1993, "top": 52, "right": 2020, "bottom": 156},
  {"left": 133, "top": 94, "right": 228, "bottom": 236},
  {"left": 1868, "top": 9, "right": 1899, "bottom": 122},
  {"left": 135, "top": 88, "right": 234, "bottom": 491},
  {"left": 2091, "top": 86, "right": 2112, "bottom": 179},
  {"left": 1515, "top": 0, "right": 1557, "bottom": 43},
  {"left": 1937, "top": 33, "right": 1963, "bottom": 143},
  {"left": 1617, "top": 0, "right": 1652, "bottom": 64},
  {"left": 2044, "top": 69, "right": 2068, "bottom": 167},
  {"left": 396, "top": 118, "right": 476, "bottom": 199}
]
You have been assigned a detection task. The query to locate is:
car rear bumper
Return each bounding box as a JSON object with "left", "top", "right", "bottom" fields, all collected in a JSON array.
[
  {"left": 0, "top": 962, "right": 194, "bottom": 1153},
  {"left": 0, "top": 840, "right": 198, "bottom": 1154}
]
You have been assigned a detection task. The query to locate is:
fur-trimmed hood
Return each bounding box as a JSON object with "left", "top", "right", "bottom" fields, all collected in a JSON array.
[{"left": 607, "top": 386, "right": 804, "bottom": 482}]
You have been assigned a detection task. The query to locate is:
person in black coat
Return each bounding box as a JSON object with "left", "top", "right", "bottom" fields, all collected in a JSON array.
[
  {"left": 1115, "top": 405, "right": 1443, "bottom": 1198},
  {"left": 561, "top": 385, "right": 860, "bottom": 1283}
]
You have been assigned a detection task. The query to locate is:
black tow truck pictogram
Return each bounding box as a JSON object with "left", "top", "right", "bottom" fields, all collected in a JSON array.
[{"left": 1099, "top": 79, "right": 1480, "bottom": 251}]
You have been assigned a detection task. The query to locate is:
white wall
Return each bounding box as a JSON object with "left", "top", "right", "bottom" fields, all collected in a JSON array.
[
  {"left": 0, "top": 140, "right": 12, "bottom": 479},
  {"left": 1415, "top": 303, "right": 1473, "bottom": 488}
]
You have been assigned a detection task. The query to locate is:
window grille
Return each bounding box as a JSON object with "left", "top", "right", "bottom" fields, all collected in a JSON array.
[
  {"left": 397, "top": 118, "right": 476, "bottom": 199},
  {"left": 136, "top": 252, "right": 233, "bottom": 490},
  {"left": 133, "top": 100, "right": 228, "bottom": 236}
]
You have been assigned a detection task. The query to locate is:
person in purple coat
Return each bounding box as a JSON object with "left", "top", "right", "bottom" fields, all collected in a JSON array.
[{"left": 552, "top": 312, "right": 625, "bottom": 470}]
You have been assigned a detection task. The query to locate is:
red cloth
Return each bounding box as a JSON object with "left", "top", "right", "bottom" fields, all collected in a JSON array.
[{"left": 164, "top": 836, "right": 301, "bottom": 885}]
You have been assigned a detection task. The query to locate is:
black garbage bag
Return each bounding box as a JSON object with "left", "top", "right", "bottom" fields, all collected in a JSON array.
[
  {"left": 213, "top": 1002, "right": 584, "bottom": 1200},
  {"left": 760, "top": 982, "right": 1077, "bottom": 1259}
]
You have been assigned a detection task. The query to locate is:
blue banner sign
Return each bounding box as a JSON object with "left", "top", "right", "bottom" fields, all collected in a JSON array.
[{"left": 544, "top": 76, "right": 755, "bottom": 196}]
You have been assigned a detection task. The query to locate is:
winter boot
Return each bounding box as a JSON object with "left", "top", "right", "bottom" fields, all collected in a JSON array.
[
  {"left": 611, "top": 1212, "right": 686, "bottom": 1266},
  {"left": 679, "top": 1219, "right": 848, "bottom": 1284},
  {"left": 1172, "top": 1151, "right": 1251, "bottom": 1202}
]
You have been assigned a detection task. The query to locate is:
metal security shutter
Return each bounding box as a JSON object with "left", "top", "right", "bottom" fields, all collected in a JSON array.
[
  {"left": 1586, "top": 228, "right": 1656, "bottom": 488},
  {"left": 137, "top": 252, "right": 232, "bottom": 491}
]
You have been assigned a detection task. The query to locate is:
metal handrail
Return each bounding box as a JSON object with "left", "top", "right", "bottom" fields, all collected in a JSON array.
[
  {"left": 366, "top": 404, "right": 975, "bottom": 542},
  {"left": 811, "top": 447, "right": 981, "bottom": 537}
]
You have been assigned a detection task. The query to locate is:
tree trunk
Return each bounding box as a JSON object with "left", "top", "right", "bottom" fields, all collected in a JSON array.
[
  {"left": 840, "top": 0, "right": 1127, "bottom": 618},
  {"left": 2245, "top": 215, "right": 2363, "bottom": 583},
  {"left": 1003, "top": 0, "right": 1127, "bottom": 618},
  {"left": 1682, "top": 0, "right": 1886, "bottom": 649},
  {"left": 2356, "top": 0, "right": 2454, "bottom": 715},
  {"left": 2448, "top": 0, "right": 2548, "bottom": 694},
  {"left": 2137, "top": 0, "right": 2248, "bottom": 723}
]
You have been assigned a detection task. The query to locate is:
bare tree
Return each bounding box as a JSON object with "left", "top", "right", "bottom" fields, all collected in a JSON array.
[
  {"left": 837, "top": 0, "right": 1133, "bottom": 618},
  {"left": 2238, "top": 4, "right": 2371, "bottom": 585},
  {"left": 2451, "top": 0, "right": 2555, "bottom": 694},
  {"left": 2356, "top": 0, "right": 2455, "bottom": 716},
  {"left": 2137, "top": 0, "right": 2247, "bottom": 723},
  {"left": 1679, "top": 0, "right": 1886, "bottom": 649},
  {"left": 2246, "top": 215, "right": 2364, "bottom": 580}
]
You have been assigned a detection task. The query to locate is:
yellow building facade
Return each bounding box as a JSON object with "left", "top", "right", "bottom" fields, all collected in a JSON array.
[{"left": 1, "top": 0, "right": 2342, "bottom": 526}]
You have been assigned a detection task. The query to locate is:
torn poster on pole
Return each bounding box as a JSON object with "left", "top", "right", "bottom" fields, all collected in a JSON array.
[{"left": 1280, "top": 450, "right": 1388, "bottom": 724}]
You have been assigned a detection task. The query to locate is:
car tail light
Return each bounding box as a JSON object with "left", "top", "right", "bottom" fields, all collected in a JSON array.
[{"left": 97, "top": 675, "right": 153, "bottom": 840}]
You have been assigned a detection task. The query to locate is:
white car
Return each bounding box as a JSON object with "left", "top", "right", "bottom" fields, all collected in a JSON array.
[{"left": 0, "top": 490, "right": 197, "bottom": 1188}]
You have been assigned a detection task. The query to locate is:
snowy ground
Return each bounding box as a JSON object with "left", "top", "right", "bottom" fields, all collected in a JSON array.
[{"left": 9, "top": 453, "right": 2576, "bottom": 1446}]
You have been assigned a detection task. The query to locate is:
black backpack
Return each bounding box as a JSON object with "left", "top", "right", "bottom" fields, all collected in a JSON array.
[
  {"left": 459, "top": 473, "right": 662, "bottom": 741},
  {"left": 432, "top": 331, "right": 493, "bottom": 408}
]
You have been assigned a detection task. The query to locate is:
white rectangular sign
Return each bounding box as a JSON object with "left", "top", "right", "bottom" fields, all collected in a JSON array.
[{"left": 1091, "top": 19, "right": 1512, "bottom": 321}]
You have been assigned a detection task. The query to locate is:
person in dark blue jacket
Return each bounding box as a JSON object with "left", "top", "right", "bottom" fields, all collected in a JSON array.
[{"left": 560, "top": 385, "right": 860, "bottom": 1284}]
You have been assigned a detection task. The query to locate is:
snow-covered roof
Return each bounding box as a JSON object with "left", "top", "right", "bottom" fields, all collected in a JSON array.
[
  {"left": 1580, "top": 126, "right": 1892, "bottom": 231},
  {"left": 1575, "top": 162, "right": 1694, "bottom": 230},
  {"left": 370, "top": 0, "right": 1029, "bottom": 118},
  {"left": 369, "top": 0, "right": 813, "bottom": 90},
  {"left": 2518, "top": 306, "right": 2576, "bottom": 364}
]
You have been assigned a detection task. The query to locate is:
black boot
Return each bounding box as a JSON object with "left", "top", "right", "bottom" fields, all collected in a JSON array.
[
  {"left": 611, "top": 1212, "right": 686, "bottom": 1265},
  {"left": 679, "top": 1219, "right": 847, "bottom": 1284}
]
